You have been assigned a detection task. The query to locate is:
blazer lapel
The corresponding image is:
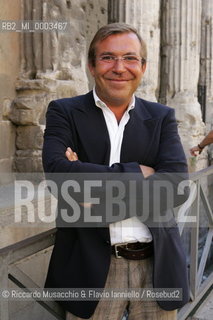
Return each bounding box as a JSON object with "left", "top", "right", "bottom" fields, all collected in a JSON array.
[
  {"left": 73, "top": 92, "right": 110, "bottom": 165},
  {"left": 71, "top": 92, "right": 111, "bottom": 242},
  {"left": 120, "top": 98, "right": 161, "bottom": 166}
]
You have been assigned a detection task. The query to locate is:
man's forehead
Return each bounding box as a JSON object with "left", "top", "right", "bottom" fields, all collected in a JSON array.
[
  {"left": 95, "top": 32, "right": 141, "bottom": 51},
  {"left": 98, "top": 31, "right": 139, "bottom": 43}
]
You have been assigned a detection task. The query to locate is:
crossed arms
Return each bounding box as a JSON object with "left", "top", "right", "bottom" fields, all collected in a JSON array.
[{"left": 42, "top": 99, "right": 189, "bottom": 227}]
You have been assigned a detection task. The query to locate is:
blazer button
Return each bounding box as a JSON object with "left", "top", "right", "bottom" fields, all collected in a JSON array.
[{"left": 106, "top": 240, "right": 110, "bottom": 245}]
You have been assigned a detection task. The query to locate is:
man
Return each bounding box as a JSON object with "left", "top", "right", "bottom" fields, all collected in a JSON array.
[
  {"left": 190, "top": 129, "right": 213, "bottom": 156},
  {"left": 42, "top": 23, "right": 189, "bottom": 319}
]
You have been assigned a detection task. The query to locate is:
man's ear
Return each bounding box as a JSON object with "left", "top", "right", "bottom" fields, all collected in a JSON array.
[
  {"left": 88, "top": 63, "right": 95, "bottom": 77},
  {"left": 141, "top": 62, "right": 146, "bottom": 74}
]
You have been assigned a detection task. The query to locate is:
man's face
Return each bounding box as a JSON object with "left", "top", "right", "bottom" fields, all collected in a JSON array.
[{"left": 88, "top": 32, "right": 146, "bottom": 108}]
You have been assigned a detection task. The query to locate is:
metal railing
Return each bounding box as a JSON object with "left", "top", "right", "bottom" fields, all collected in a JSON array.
[
  {"left": 0, "top": 228, "right": 65, "bottom": 320},
  {"left": 0, "top": 165, "right": 213, "bottom": 320},
  {"left": 177, "top": 165, "right": 213, "bottom": 320}
]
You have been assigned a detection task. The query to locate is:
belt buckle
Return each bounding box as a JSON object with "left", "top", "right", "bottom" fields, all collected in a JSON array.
[{"left": 114, "top": 242, "right": 129, "bottom": 259}]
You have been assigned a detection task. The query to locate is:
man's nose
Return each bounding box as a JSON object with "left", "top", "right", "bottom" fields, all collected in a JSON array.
[{"left": 112, "top": 58, "right": 126, "bottom": 73}]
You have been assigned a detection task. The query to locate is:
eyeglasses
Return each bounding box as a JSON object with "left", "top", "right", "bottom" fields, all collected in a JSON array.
[{"left": 97, "top": 55, "right": 146, "bottom": 66}]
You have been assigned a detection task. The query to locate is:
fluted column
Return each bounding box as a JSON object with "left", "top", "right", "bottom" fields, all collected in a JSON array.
[
  {"left": 200, "top": 0, "right": 213, "bottom": 130},
  {"left": 108, "top": 0, "right": 161, "bottom": 101},
  {"left": 160, "top": 0, "right": 206, "bottom": 170},
  {"left": 200, "top": 0, "right": 213, "bottom": 163}
]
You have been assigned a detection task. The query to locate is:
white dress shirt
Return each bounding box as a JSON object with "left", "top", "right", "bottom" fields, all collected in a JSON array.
[{"left": 93, "top": 88, "right": 152, "bottom": 245}]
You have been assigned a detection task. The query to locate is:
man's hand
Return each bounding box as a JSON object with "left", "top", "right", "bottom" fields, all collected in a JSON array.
[
  {"left": 190, "top": 145, "right": 202, "bottom": 156},
  {"left": 140, "top": 165, "right": 155, "bottom": 178},
  {"left": 65, "top": 147, "right": 78, "bottom": 161},
  {"left": 65, "top": 147, "right": 92, "bottom": 208}
]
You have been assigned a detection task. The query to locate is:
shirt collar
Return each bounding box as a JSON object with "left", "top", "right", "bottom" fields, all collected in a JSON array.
[{"left": 92, "top": 87, "right": 135, "bottom": 112}]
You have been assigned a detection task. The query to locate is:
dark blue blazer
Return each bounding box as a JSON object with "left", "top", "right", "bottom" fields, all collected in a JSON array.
[{"left": 42, "top": 91, "right": 189, "bottom": 318}]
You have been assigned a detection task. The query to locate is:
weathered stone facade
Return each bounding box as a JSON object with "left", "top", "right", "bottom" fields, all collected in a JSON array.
[
  {"left": 0, "top": 0, "right": 22, "bottom": 184},
  {"left": 1, "top": 0, "right": 213, "bottom": 177}
]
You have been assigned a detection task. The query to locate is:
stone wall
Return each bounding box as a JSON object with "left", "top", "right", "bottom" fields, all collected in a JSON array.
[
  {"left": 0, "top": 0, "right": 22, "bottom": 183},
  {"left": 6, "top": 0, "right": 108, "bottom": 174}
]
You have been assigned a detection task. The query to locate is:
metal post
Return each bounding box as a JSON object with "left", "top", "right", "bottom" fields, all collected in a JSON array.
[{"left": 0, "top": 253, "right": 10, "bottom": 320}]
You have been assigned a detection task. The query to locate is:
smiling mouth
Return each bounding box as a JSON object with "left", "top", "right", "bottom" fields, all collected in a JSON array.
[{"left": 106, "top": 79, "right": 131, "bottom": 81}]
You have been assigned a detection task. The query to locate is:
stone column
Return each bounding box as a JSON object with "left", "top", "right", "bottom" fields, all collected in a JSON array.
[
  {"left": 200, "top": 0, "right": 213, "bottom": 163},
  {"left": 108, "top": 0, "right": 161, "bottom": 101},
  {"left": 159, "top": 0, "right": 206, "bottom": 170},
  {"left": 200, "top": 0, "right": 213, "bottom": 128}
]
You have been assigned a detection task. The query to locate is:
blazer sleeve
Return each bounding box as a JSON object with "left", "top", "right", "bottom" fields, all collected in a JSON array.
[
  {"left": 145, "top": 108, "right": 189, "bottom": 221},
  {"left": 154, "top": 108, "right": 188, "bottom": 173}
]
